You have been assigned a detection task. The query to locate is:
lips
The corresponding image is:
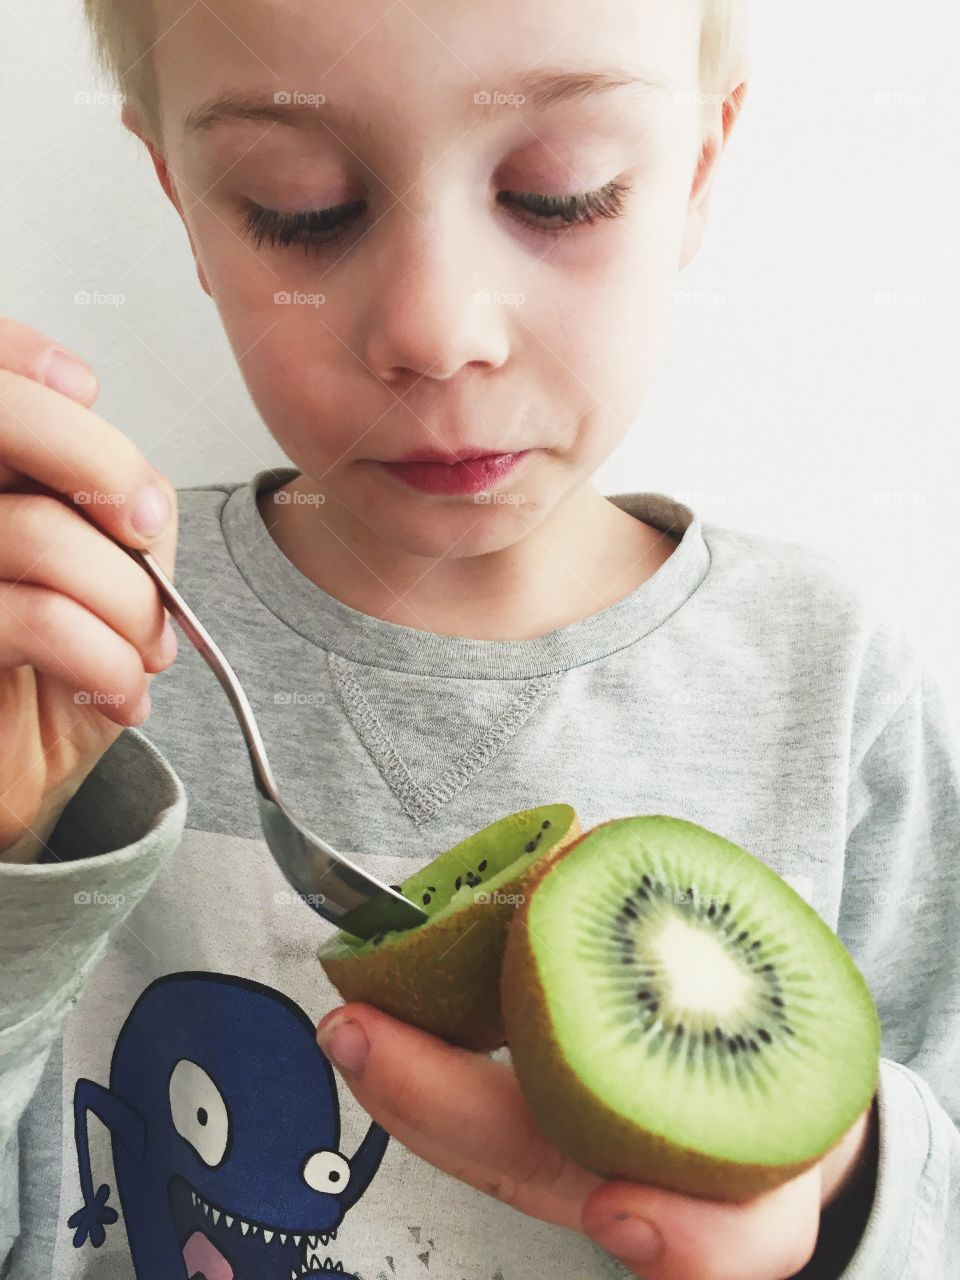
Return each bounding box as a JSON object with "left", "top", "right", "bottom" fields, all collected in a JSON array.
[{"left": 377, "top": 450, "right": 534, "bottom": 496}]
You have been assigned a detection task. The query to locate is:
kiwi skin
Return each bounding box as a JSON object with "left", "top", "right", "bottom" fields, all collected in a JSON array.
[
  {"left": 500, "top": 818, "right": 879, "bottom": 1203},
  {"left": 317, "top": 805, "right": 581, "bottom": 1053}
]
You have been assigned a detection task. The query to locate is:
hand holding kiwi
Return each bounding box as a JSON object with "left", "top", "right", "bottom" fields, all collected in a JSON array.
[{"left": 318, "top": 808, "right": 880, "bottom": 1211}]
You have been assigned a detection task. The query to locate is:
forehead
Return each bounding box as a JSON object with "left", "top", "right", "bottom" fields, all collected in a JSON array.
[{"left": 150, "top": 0, "right": 702, "bottom": 137}]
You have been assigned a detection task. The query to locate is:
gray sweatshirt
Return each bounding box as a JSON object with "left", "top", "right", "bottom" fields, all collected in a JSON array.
[{"left": 1, "top": 466, "right": 957, "bottom": 1280}]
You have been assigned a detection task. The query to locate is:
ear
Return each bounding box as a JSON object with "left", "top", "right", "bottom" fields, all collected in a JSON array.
[
  {"left": 121, "top": 102, "right": 212, "bottom": 298},
  {"left": 679, "top": 54, "right": 751, "bottom": 271}
]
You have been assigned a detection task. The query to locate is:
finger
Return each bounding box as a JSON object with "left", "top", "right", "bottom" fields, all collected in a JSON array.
[
  {"left": 0, "top": 583, "right": 155, "bottom": 727},
  {"left": 0, "top": 317, "right": 99, "bottom": 408},
  {"left": 0, "top": 368, "right": 175, "bottom": 552},
  {"left": 0, "top": 492, "right": 173, "bottom": 665},
  {"left": 317, "top": 1003, "right": 602, "bottom": 1227},
  {"left": 581, "top": 1168, "right": 821, "bottom": 1280}
]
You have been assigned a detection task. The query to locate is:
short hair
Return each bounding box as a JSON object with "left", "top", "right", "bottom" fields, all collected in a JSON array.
[{"left": 82, "top": 0, "right": 747, "bottom": 149}]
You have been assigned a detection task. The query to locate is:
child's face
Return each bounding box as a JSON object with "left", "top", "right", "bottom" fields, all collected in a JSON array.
[{"left": 143, "top": 0, "right": 720, "bottom": 557}]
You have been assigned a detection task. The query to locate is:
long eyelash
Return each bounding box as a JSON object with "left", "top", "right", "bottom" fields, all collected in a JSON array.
[
  {"left": 498, "top": 179, "right": 633, "bottom": 231},
  {"left": 239, "top": 200, "right": 365, "bottom": 252},
  {"left": 238, "top": 178, "right": 632, "bottom": 252}
]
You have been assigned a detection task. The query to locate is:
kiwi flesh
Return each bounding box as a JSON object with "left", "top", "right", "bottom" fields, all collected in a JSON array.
[
  {"left": 500, "top": 815, "right": 881, "bottom": 1202},
  {"left": 317, "top": 804, "right": 580, "bottom": 1052}
]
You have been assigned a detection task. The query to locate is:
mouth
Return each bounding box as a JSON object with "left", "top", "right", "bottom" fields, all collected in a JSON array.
[
  {"left": 171, "top": 1176, "right": 341, "bottom": 1279},
  {"left": 376, "top": 449, "right": 535, "bottom": 496}
]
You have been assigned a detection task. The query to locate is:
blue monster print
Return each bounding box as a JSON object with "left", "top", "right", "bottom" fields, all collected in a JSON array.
[{"left": 67, "top": 972, "right": 389, "bottom": 1279}]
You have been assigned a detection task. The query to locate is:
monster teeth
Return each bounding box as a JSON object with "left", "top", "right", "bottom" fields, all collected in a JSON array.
[
  {"left": 241, "top": 1221, "right": 249, "bottom": 1236},
  {"left": 211, "top": 1209, "right": 221, "bottom": 1226},
  {"left": 224, "top": 1216, "right": 234, "bottom": 1229},
  {"left": 263, "top": 1230, "right": 274, "bottom": 1243}
]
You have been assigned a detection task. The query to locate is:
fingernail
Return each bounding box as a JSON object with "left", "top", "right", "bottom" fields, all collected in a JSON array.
[
  {"left": 131, "top": 483, "right": 171, "bottom": 536},
  {"left": 38, "top": 348, "right": 98, "bottom": 400},
  {"left": 317, "top": 1016, "right": 369, "bottom": 1076},
  {"left": 157, "top": 620, "right": 178, "bottom": 663},
  {"left": 593, "top": 1214, "right": 662, "bottom": 1265}
]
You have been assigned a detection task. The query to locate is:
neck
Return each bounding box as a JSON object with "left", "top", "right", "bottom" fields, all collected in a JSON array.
[{"left": 257, "top": 475, "right": 677, "bottom": 641}]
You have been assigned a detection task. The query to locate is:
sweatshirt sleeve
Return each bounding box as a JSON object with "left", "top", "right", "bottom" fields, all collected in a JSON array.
[
  {"left": 824, "top": 653, "right": 960, "bottom": 1277},
  {"left": 590, "top": 649, "right": 960, "bottom": 1280},
  {"left": 0, "top": 728, "right": 186, "bottom": 1267}
]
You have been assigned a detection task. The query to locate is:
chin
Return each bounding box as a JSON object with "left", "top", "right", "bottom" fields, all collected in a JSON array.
[{"left": 365, "top": 496, "right": 539, "bottom": 560}]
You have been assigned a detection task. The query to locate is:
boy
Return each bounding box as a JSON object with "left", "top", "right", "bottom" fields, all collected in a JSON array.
[{"left": 0, "top": 1, "right": 957, "bottom": 1277}]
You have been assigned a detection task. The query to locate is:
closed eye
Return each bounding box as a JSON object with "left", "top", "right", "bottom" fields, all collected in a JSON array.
[{"left": 238, "top": 179, "right": 632, "bottom": 254}]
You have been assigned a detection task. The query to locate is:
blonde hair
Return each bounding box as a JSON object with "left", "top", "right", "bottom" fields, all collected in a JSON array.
[{"left": 83, "top": 0, "right": 747, "bottom": 149}]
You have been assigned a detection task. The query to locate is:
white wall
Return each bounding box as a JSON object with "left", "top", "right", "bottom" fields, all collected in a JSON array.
[{"left": 2, "top": 0, "right": 958, "bottom": 709}]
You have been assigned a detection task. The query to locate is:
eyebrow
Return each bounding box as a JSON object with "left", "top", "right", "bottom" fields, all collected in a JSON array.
[{"left": 183, "top": 65, "right": 673, "bottom": 135}]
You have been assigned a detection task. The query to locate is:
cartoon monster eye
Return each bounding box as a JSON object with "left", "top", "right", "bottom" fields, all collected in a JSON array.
[
  {"left": 169, "top": 1060, "right": 230, "bottom": 1167},
  {"left": 302, "top": 1149, "right": 351, "bottom": 1193}
]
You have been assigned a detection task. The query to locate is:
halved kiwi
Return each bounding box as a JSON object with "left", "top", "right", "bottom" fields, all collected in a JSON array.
[
  {"left": 501, "top": 815, "right": 881, "bottom": 1201},
  {"left": 317, "top": 804, "right": 580, "bottom": 1052}
]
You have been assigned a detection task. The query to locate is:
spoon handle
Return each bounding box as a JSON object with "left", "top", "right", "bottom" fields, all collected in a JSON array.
[{"left": 125, "top": 545, "right": 281, "bottom": 806}]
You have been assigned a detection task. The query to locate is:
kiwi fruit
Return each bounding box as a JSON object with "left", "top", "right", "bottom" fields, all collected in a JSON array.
[
  {"left": 500, "top": 815, "right": 881, "bottom": 1202},
  {"left": 316, "top": 804, "right": 580, "bottom": 1052}
]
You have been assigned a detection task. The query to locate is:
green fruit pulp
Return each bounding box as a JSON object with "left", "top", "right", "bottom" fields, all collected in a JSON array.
[
  {"left": 526, "top": 815, "right": 880, "bottom": 1166},
  {"left": 318, "top": 803, "right": 577, "bottom": 959}
]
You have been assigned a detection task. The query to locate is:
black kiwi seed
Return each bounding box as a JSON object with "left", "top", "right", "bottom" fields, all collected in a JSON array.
[
  {"left": 714, "top": 1026, "right": 724, "bottom": 1040},
  {"left": 757, "top": 1027, "right": 772, "bottom": 1043},
  {"left": 542, "top": 819, "right": 551, "bottom": 828},
  {"left": 648, "top": 1001, "right": 659, "bottom": 1013},
  {"left": 735, "top": 1034, "right": 747, "bottom": 1050},
  {"left": 641, "top": 875, "right": 653, "bottom": 889},
  {"left": 454, "top": 876, "right": 462, "bottom": 890},
  {"left": 636, "top": 989, "right": 652, "bottom": 1000},
  {"left": 721, "top": 903, "right": 731, "bottom": 915},
  {"left": 751, "top": 940, "right": 762, "bottom": 951},
  {"left": 771, "top": 996, "right": 785, "bottom": 1007},
  {"left": 748, "top": 1039, "right": 759, "bottom": 1052},
  {"left": 729, "top": 1040, "right": 739, "bottom": 1055},
  {"left": 389, "top": 884, "right": 403, "bottom": 893},
  {"left": 761, "top": 963, "right": 774, "bottom": 972},
  {"left": 478, "top": 859, "right": 487, "bottom": 872},
  {"left": 707, "top": 903, "right": 716, "bottom": 918},
  {"left": 737, "top": 931, "right": 748, "bottom": 942},
  {"left": 622, "top": 904, "right": 638, "bottom": 920},
  {"left": 525, "top": 840, "right": 536, "bottom": 852},
  {"left": 674, "top": 1023, "right": 684, "bottom": 1037}
]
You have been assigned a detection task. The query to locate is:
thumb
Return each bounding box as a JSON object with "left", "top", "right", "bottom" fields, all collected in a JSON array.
[{"left": 581, "top": 1167, "right": 821, "bottom": 1280}]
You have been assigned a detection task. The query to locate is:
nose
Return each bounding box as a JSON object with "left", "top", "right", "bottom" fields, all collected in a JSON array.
[{"left": 360, "top": 204, "right": 510, "bottom": 384}]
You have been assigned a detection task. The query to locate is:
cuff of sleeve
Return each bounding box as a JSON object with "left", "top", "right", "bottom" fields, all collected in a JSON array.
[
  {"left": 840, "top": 1057, "right": 941, "bottom": 1278},
  {"left": 588, "top": 1058, "right": 938, "bottom": 1280},
  {"left": 0, "top": 727, "right": 186, "bottom": 1030}
]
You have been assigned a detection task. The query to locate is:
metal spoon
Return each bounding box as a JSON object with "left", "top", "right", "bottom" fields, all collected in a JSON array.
[{"left": 124, "top": 545, "right": 429, "bottom": 940}]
